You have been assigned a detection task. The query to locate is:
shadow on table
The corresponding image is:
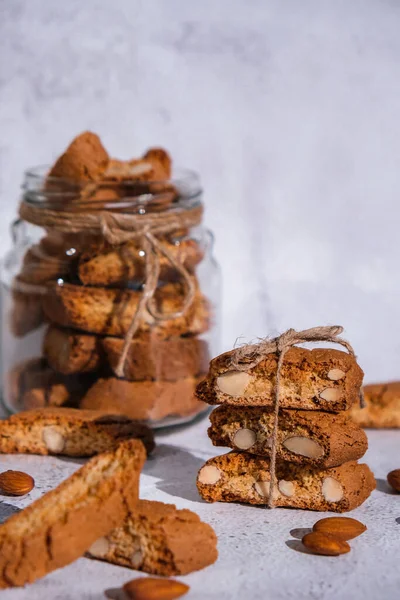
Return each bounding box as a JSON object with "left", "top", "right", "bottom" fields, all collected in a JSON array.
[
  {"left": 290, "top": 527, "right": 312, "bottom": 540},
  {"left": 0, "top": 502, "right": 20, "bottom": 523},
  {"left": 285, "top": 539, "right": 314, "bottom": 555},
  {"left": 104, "top": 588, "right": 128, "bottom": 600},
  {"left": 143, "top": 443, "right": 205, "bottom": 503},
  {"left": 375, "top": 478, "right": 397, "bottom": 495}
]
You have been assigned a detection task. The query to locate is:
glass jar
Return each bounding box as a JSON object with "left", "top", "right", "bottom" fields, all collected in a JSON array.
[{"left": 1, "top": 166, "right": 220, "bottom": 427}]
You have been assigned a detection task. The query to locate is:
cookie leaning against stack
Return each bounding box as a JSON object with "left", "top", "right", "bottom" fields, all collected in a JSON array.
[
  {"left": 0, "top": 439, "right": 146, "bottom": 588},
  {"left": 196, "top": 341, "right": 376, "bottom": 512}
]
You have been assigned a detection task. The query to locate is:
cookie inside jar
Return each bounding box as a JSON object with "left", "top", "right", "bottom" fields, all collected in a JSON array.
[{"left": 2, "top": 131, "right": 221, "bottom": 427}]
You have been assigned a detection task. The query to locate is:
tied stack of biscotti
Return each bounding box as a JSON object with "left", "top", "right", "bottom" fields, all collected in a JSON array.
[
  {"left": 8, "top": 132, "right": 212, "bottom": 423},
  {"left": 196, "top": 345, "right": 376, "bottom": 512}
]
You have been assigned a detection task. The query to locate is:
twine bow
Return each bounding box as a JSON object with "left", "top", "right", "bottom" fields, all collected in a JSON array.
[
  {"left": 18, "top": 198, "right": 203, "bottom": 376},
  {"left": 230, "top": 325, "right": 364, "bottom": 508},
  {"left": 112, "top": 228, "right": 196, "bottom": 377}
]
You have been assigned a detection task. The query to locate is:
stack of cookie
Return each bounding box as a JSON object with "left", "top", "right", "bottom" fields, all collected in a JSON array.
[
  {"left": 7, "top": 132, "right": 212, "bottom": 424},
  {"left": 196, "top": 344, "right": 376, "bottom": 511}
]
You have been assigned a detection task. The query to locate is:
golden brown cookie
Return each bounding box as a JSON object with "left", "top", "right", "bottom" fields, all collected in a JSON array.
[
  {"left": 143, "top": 147, "right": 172, "bottom": 179},
  {"left": 198, "top": 347, "right": 363, "bottom": 412},
  {"left": 6, "top": 357, "right": 95, "bottom": 411},
  {"left": 43, "top": 326, "right": 103, "bottom": 374},
  {"left": 42, "top": 281, "right": 211, "bottom": 338},
  {"left": 103, "top": 158, "right": 155, "bottom": 182},
  {"left": 0, "top": 439, "right": 146, "bottom": 588},
  {"left": 81, "top": 376, "right": 206, "bottom": 422},
  {"left": 48, "top": 131, "right": 109, "bottom": 183},
  {"left": 208, "top": 405, "right": 368, "bottom": 468},
  {"left": 18, "top": 244, "right": 74, "bottom": 285},
  {"left": 0, "top": 408, "right": 154, "bottom": 456},
  {"left": 9, "top": 276, "right": 46, "bottom": 337},
  {"left": 78, "top": 237, "right": 203, "bottom": 287},
  {"left": 197, "top": 453, "right": 375, "bottom": 512},
  {"left": 87, "top": 500, "right": 217, "bottom": 575},
  {"left": 102, "top": 335, "right": 209, "bottom": 381},
  {"left": 350, "top": 381, "right": 400, "bottom": 428}
]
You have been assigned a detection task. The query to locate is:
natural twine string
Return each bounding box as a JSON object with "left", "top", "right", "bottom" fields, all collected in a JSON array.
[
  {"left": 230, "top": 325, "right": 364, "bottom": 508},
  {"left": 18, "top": 199, "right": 203, "bottom": 377}
]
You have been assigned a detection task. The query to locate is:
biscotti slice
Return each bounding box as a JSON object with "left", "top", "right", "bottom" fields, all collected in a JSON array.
[
  {"left": 48, "top": 131, "right": 109, "bottom": 183},
  {"left": 349, "top": 381, "right": 400, "bottom": 428},
  {"left": 43, "top": 325, "right": 103, "bottom": 374},
  {"left": 42, "top": 281, "right": 211, "bottom": 338},
  {"left": 0, "top": 439, "right": 146, "bottom": 588},
  {"left": 103, "top": 335, "right": 209, "bottom": 381},
  {"left": 18, "top": 243, "right": 74, "bottom": 285},
  {"left": 0, "top": 408, "right": 155, "bottom": 456},
  {"left": 198, "top": 347, "right": 363, "bottom": 412},
  {"left": 81, "top": 377, "right": 206, "bottom": 422},
  {"left": 78, "top": 237, "right": 204, "bottom": 286},
  {"left": 6, "top": 357, "right": 96, "bottom": 411},
  {"left": 87, "top": 499, "right": 218, "bottom": 575},
  {"left": 143, "top": 147, "right": 172, "bottom": 179},
  {"left": 197, "top": 453, "right": 375, "bottom": 512},
  {"left": 208, "top": 405, "right": 368, "bottom": 468},
  {"left": 9, "top": 279, "right": 45, "bottom": 337}
]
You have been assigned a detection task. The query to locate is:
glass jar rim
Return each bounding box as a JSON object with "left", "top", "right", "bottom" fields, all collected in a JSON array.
[{"left": 22, "top": 165, "right": 202, "bottom": 214}]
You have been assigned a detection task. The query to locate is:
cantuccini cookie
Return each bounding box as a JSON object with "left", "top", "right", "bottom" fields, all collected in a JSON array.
[
  {"left": 7, "top": 357, "right": 95, "bottom": 410},
  {"left": 102, "top": 336, "right": 209, "bottom": 381},
  {"left": 350, "top": 381, "right": 400, "bottom": 428},
  {"left": 18, "top": 243, "right": 74, "bottom": 285},
  {"left": 78, "top": 237, "right": 203, "bottom": 287},
  {"left": 42, "top": 281, "right": 211, "bottom": 338},
  {"left": 0, "top": 439, "right": 146, "bottom": 588},
  {"left": 103, "top": 158, "right": 157, "bottom": 182},
  {"left": 81, "top": 377, "right": 206, "bottom": 422},
  {"left": 197, "top": 453, "right": 375, "bottom": 512},
  {"left": 208, "top": 405, "right": 368, "bottom": 468},
  {"left": 43, "top": 326, "right": 103, "bottom": 374},
  {"left": 48, "top": 131, "right": 109, "bottom": 183},
  {"left": 0, "top": 407, "right": 155, "bottom": 456},
  {"left": 10, "top": 279, "right": 45, "bottom": 337},
  {"left": 197, "top": 347, "right": 363, "bottom": 412},
  {"left": 87, "top": 500, "right": 217, "bottom": 575},
  {"left": 143, "top": 147, "right": 172, "bottom": 179}
]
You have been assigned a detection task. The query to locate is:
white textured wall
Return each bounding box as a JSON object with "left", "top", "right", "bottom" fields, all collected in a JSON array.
[{"left": 1, "top": 0, "right": 400, "bottom": 381}]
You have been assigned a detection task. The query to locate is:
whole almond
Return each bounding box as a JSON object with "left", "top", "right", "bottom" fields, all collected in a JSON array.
[
  {"left": 387, "top": 469, "right": 400, "bottom": 492},
  {"left": 313, "top": 516, "right": 367, "bottom": 540},
  {"left": 123, "top": 577, "right": 189, "bottom": 600},
  {"left": 0, "top": 470, "right": 35, "bottom": 496},
  {"left": 302, "top": 531, "right": 350, "bottom": 556}
]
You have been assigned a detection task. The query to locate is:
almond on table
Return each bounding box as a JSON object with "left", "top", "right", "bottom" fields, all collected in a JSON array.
[
  {"left": 123, "top": 577, "right": 189, "bottom": 600},
  {"left": 387, "top": 469, "right": 400, "bottom": 492},
  {"left": 0, "top": 470, "right": 35, "bottom": 496},
  {"left": 313, "top": 517, "right": 367, "bottom": 540},
  {"left": 302, "top": 531, "right": 351, "bottom": 556}
]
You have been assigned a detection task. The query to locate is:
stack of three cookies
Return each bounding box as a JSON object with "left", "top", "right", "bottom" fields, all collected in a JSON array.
[{"left": 197, "top": 346, "right": 375, "bottom": 511}]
